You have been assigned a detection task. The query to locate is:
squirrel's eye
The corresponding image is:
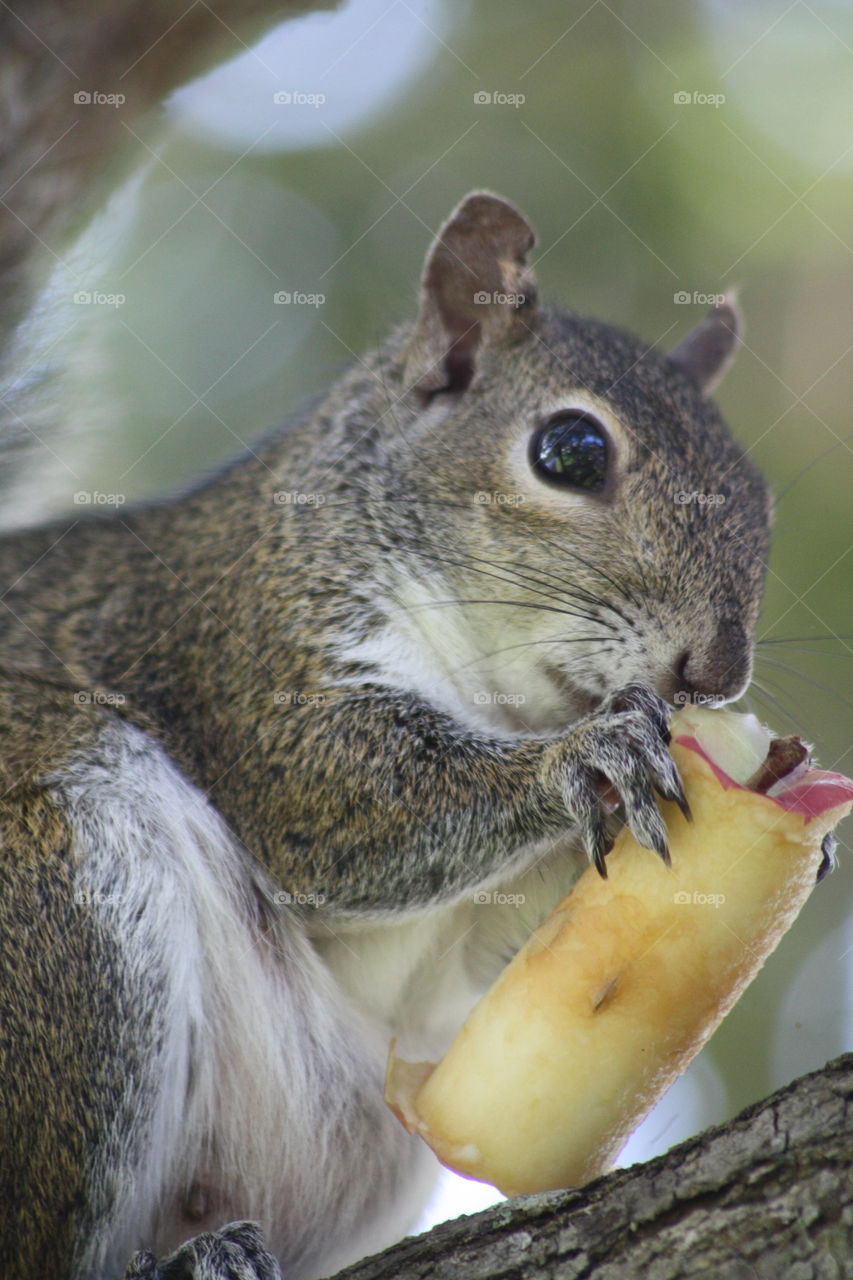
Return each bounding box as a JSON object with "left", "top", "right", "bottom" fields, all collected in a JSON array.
[{"left": 529, "top": 413, "right": 609, "bottom": 492}]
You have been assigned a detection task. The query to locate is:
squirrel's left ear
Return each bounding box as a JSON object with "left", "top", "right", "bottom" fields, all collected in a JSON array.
[
  {"left": 404, "top": 191, "right": 539, "bottom": 396},
  {"left": 668, "top": 293, "right": 743, "bottom": 395}
]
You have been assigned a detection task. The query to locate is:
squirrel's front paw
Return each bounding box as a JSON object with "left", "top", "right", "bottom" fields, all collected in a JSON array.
[
  {"left": 121, "top": 1221, "right": 281, "bottom": 1280},
  {"left": 545, "top": 683, "right": 689, "bottom": 876}
]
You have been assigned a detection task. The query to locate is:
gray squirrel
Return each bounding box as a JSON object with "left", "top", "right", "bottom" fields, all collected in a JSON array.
[
  {"left": 0, "top": 187, "right": 770, "bottom": 1278},
  {"left": 0, "top": 10, "right": 772, "bottom": 1280}
]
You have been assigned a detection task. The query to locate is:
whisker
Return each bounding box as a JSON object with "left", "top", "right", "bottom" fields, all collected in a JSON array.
[
  {"left": 404, "top": 597, "right": 610, "bottom": 623},
  {"left": 524, "top": 527, "right": 644, "bottom": 613},
  {"left": 756, "top": 635, "right": 853, "bottom": 648},
  {"left": 412, "top": 536, "right": 631, "bottom": 627},
  {"left": 756, "top": 645, "right": 853, "bottom": 661},
  {"left": 774, "top": 434, "right": 853, "bottom": 503},
  {"left": 327, "top": 480, "right": 641, "bottom": 624},
  {"left": 755, "top": 656, "right": 853, "bottom": 713},
  {"left": 450, "top": 634, "right": 619, "bottom": 674},
  {"left": 746, "top": 679, "right": 799, "bottom": 728},
  {"left": 403, "top": 523, "right": 633, "bottom": 627},
  {"left": 298, "top": 531, "right": 620, "bottom": 631}
]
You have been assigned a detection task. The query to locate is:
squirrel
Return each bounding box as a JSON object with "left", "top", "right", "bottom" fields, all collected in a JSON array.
[
  {"left": 0, "top": 7, "right": 772, "bottom": 1280},
  {"left": 0, "top": 190, "right": 771, "bottom": 1278}
]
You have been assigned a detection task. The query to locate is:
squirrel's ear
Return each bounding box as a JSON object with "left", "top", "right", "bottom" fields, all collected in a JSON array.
[
  {"left": 668, "top": 293, "right": 742, "bottom": 395},
  {"left": 404, "top": 191, "right": 538, "bottom": 396}
]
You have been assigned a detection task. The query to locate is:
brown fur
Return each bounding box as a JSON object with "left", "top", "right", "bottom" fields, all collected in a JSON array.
[
  {"left": 0, "top": 671, "right": 152, "bottom": 1275},
  {"left": 0, "top": 11, "right": 772, "bottom": 1272}
]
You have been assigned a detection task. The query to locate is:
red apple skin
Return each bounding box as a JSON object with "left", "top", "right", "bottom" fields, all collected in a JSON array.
[{"left": 676, "top": 734, "right": 853, "bottom": 820}]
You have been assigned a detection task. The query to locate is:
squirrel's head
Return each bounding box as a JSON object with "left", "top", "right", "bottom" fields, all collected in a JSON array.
[{"left": 369, "top": 192, "right": 771, "bottom": 731}]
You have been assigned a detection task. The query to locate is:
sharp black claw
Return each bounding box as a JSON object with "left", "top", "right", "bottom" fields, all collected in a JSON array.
[
  {"left": 658, "top": 780, "right": 691, "bottom": 823},
  {"left": 591, "top": 829, "right": 615, "bottom": 879},
  {"left": 674, "top": 787, "right": 692, "bottom": 823},
  {"left": 648, "top": 826, "right": 671, "bottom": 866}
]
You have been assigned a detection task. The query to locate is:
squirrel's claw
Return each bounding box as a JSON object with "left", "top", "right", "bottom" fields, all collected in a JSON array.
[
  {"left": 590, "top": 825, "right": 616, "bottom": 879},
  {"left": 560, "top": 683, "right": 681, "bottom": 876}
]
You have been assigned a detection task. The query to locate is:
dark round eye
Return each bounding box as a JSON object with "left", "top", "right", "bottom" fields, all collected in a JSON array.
[{"left": 529, "top": 412, "right": 609, "bottom": 492}]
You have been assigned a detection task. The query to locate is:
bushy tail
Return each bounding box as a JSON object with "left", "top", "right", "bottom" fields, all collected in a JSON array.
[{"left": 0, "top": 0, "right": 312, "bottom": 530}]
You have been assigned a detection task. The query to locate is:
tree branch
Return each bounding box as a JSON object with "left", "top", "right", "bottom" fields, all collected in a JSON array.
[
  {"left": 333, "top": 1054, "right": 853, "bottom": 1279},
  {"left": 0, "top": 0, "right": 330, "bottom": 338}
]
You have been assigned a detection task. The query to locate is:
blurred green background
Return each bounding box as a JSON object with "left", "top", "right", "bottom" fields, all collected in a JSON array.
[{"left": 25, "top": 0, "right": 853, "bottom": 1226}]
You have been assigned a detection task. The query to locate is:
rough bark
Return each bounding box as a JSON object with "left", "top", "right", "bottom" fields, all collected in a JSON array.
[{"left": 333, "top": 1054, "right": 853, "bottom": 1279}]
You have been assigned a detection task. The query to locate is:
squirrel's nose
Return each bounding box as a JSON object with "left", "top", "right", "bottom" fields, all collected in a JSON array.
[{"left": 668, "top": 620, "right": 752, "bottom": 706}]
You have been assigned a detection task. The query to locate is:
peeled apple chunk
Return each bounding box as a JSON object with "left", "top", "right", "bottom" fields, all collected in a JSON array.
[{"left": 385, "top": 706, "right": 853, "bottom": 1197}]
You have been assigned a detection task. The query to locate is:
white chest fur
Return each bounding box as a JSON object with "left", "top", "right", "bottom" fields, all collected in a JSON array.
[
  {"left": 53, "top": 721, "right": 436, "bottom": 1279},
  {"left": 333, "top": 568, "right": 576, "bottom": 735},
  {"left": 52, "top": 704, "right": 583, "bottom": 1278}
]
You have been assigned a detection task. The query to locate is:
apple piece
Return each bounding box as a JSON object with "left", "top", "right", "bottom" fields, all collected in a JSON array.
[
  {"left": 673, "top": 704, "right": 770, "bottom": 783},
  {"left": 385, "top": 706, "right": 853, "bottom": 1197}
]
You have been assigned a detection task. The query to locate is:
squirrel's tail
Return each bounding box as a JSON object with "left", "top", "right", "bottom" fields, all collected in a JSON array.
[{"left": 0, "top": 0, "right": 308, "bottom": 531}]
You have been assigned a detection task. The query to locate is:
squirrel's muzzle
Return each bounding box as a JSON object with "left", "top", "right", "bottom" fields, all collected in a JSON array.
[{"left": 670, "top": 617, "right": 752, "bottom": 705}]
